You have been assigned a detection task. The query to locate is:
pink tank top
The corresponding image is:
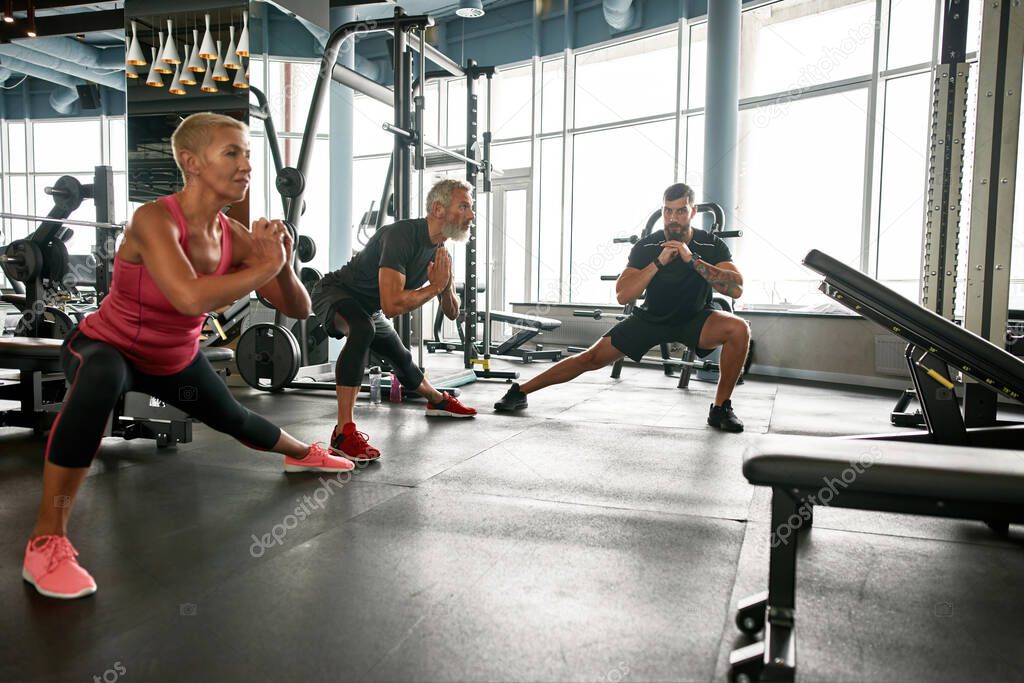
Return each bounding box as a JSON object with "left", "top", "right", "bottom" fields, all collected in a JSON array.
[{"left": 79, "top": 195, "right": 234, "bottom": 375}]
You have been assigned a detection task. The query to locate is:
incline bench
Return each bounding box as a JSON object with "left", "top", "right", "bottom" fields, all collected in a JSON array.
[
  {"left": 427, "top": 284, "right": 564, "bottom": 363},
  {"left": 0, "top": 336, "right": 234, "bottom": 447},
  {"left": 729, "top": 249, "right": 1024, "bottom": 682}
]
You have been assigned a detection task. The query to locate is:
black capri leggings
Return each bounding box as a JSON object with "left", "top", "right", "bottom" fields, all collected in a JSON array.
[
  {"left": 47, "top": 329, "right": 281, "bottom": 468},
  {"left": 325, "top": 297, "right": 425, "bottom": 389}
]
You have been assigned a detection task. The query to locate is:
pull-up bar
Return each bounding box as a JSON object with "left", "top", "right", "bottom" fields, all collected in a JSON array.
[{"left": 382, "top": 123, "right": 481, "bottom": 169}]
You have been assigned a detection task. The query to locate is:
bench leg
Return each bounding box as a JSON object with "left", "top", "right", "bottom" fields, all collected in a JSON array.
[{"left": 730, "top": 488, "right": 799, "bottom": 682}]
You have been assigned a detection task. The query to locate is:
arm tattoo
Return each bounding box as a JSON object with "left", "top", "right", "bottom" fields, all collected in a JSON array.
[{"left": 692, "top": 259, "right": 743, "bottom": 298}]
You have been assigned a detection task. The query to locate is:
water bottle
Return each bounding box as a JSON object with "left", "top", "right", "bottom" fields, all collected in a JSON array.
[
  {"left": 368, "top": 366, "right": 381, "bottom": 406},
  {"left": 389, "top": 372, "right": 403, "bottom": 403}
]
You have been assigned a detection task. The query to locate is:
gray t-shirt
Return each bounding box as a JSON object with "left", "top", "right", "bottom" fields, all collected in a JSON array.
[{"left": 320, "top": 218, "right": 439, "bottom": 313}]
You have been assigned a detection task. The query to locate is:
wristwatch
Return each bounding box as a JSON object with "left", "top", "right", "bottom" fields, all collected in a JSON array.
[{"left": 653, "top": 259, "right": 665, "bottom": 271}]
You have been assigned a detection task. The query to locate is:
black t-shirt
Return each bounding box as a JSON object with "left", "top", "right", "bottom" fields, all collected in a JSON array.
[
  {"left": 320, "top": 218, "right": 439, "bottom": 312},
  {"left": 627, "top": 228, "right": 733, "bottom": 323}
]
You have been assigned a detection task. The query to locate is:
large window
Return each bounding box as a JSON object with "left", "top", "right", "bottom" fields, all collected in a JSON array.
[
  {"left": 1, "top": 118, "right": 126, "bottom": 254},
  {"left": 735, "top": 90, "right": 869, "bottom": 306},
  {"left": 570, "top": 120, "right": 675, "bottom": 303},
  {"left": 574, "top": 31, "right": 678, "bottom": 128},
  {"left": 875, "top": 73, "right": 931, "bottom": 299},
  {"left": 740, "top": 0, "right": 876, "bottom": 99},
  {"left": 341, "top": 0, "right": 1016, "bottom": 314}
]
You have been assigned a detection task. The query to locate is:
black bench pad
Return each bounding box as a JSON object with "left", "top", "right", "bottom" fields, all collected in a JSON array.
[
  {"left": 202, "top": 347, "right": 234, "bottom": 362},
  {"left": 487, "top": 311, "right": 560, "bottom": 331},
  {"left": 0, "top": 337, "right": 233, "bottom": 365},
  {"left": 744, "top": 434, "right": 1024, "bottom": 505}
]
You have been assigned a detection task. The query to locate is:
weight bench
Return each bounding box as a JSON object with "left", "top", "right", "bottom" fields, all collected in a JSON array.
[
  {"left": 729, "top": 434, "right": 1024, "bottom": 682},
  {"left": 0, "top": 336, "right": 234, "bottom": 447},
  {"left": 488, "top": 310, "right": 563, "bottom": 362},
  {"left": 427, "top": 284, "right": 563, "bottom": 363}
]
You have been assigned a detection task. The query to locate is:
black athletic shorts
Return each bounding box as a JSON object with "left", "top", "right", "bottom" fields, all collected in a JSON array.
[{"left": 604, "top": 308, "right": 716, "bottom": 363}]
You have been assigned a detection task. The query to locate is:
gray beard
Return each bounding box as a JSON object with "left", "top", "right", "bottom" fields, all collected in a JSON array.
[{"left": 442, "top": 221, "right": 469, "bottom": 242}]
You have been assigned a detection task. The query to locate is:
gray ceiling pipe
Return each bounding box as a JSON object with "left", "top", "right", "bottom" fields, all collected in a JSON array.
[
  {"left": 7, "top": 39, "right": 125, "bottom": 90},
  {"left": 353, "top": 54, "right": 393, "bottom": 82},
  {"left": 0, "top": 52, "right": 88, "bottom": 112},
  {"left": 603, "top": 0, "right": 636, "bottom": 31},
  {"left": 49, "top": 86, "right": 81, "bottom": 114}
]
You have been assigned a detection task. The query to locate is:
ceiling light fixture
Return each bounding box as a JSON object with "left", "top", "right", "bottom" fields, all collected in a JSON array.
[
  {"left": 200, "top": 59, "right": 218, "bottom": 92},
  {"left": 187, "top": 28, "right": 206, "bottom": 72},
  {"left": 455, "top": 0, "right": 485, "bottom": 19},
  {"left": 178, "top": 45, "right": 197, "bottom": 85},
  {"left": 2, "top": 0, "right": 13, "bottom": 24},
  {"left": 236, "top": 10, "right": 249, "bottom": 57},
  {"left": 232, "top": 60, "right": 248, "bottom": 89},
  {"left": 224, "top": 24, "right": 240, "bottom": 70},
  {"left": 198, "top": 13, "right": 216, "bottom": 59},
  {"left": 25, "top": 0, "right": 36, "bottom": 37},
  {"left": 146, "top": 47, "right": 164, "bottom": 87},
  {"left": 154, "top": 31, "right": 173, "bottom": 73},
  {"left": 169, "top": 62, "right": 186, "bottom": 95},
  {"left": 161, "top": 19, "right": 180, "bottom": 64},
  {"left": 126, "top": 20, "right": 147, "bottom": 65},
  {"left": 212, "top": 39, "right": 229, "bottom": 81}
]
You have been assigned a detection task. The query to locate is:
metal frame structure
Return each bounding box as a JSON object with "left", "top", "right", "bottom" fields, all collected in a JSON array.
[{"left": 961, "top": 0, "right": 1024, "bottom": 424}]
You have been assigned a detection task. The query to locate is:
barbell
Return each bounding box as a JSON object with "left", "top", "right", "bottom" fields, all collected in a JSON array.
[{"left": 0, "top": 211, "right": 124, "bottom": 231}]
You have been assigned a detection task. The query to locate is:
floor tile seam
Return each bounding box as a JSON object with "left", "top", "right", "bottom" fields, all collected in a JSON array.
[
  {"left": 411, "top": 420, "right": 560, "bottom": 485},
  {"left": 711, "top": 516, "right": 760, "bottom": 683},
  {"left": 796, "top": 521, "right": 1024, "bottom": 551},
  {"left": 412, "top": 484, "right": 754, "bottom": 525}
]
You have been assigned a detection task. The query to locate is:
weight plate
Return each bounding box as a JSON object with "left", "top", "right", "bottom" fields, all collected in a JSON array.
[
  {"left": 2, "top": 240, "right": 43, "bottom": 283},
  {"left": 300, "top": 267, "right": 322, "bottom": 293},
  {"left": 296, "top": 235, "right": 316, "bottom": 263},
  {"left": 292, "top": 314, "right": 329, "bottom": 365},
  {"left": 45, "top": 307, "right": 76, "bottom": 339},
  {"left": 275, "top": 167, "right": 305, "bottom": 198},
  {"left": 46, "top": 239, "right": 70, "bottom": 286},
  {"left": 50, "top": 176, "right": 85, "bottom": 213},
  {"left": 236, "top": 323, "right": 300, "bottom": 391},
  {"left": 709, "top": 297, "right": 733, "bottom": 313}
]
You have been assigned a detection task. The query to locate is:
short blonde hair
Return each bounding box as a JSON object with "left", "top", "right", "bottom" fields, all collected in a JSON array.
[
  {"left": 171, "top": 112, "right": 248, "bottom": 179},
  {"left": 426, "top": 179, "right": 473, "bottom": 213}
]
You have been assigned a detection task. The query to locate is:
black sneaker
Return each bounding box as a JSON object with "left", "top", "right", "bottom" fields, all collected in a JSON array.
[
  {"left": 708, "top": 399, "right": 744, "bottom": 433},
  {"left": 494, "top": 383, "right": 528, "bottom": 411}
]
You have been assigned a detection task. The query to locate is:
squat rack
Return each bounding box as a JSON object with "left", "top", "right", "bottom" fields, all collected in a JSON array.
[{"left": 238, "top": 7, "right": 503, "bottom": 391}]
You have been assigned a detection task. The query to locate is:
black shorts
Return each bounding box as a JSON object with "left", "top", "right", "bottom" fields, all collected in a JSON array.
[{"left": 604, "top": 309, "right": 716, "bottom": 363}]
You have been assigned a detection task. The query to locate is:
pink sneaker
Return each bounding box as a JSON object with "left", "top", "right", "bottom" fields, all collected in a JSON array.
[
  {"left": 284, "top": 442, "right": 356, "bottom": 473},
  {"left": 426, "top": 392, "right": 477, "bottom": 418},
  {"left": 22, "top": 535, "right": 97, "bottom": 599}
]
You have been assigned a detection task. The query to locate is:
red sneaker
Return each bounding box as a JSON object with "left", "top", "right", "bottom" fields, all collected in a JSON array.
[
  {"left": 23, "top": 535, "right": 97, "bottom": 599},
  {"left": 329, "top": 423, "right": 381, "bottom": 462},
  {"left": 284, "top": 442, "right": 356, "bottom": 473},
  {"left": 425, "top": 392, "right": 477, "bottom": 418}
]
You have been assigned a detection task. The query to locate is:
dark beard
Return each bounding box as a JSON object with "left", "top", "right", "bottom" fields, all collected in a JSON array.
[{"left": 665, "top": 224, "right": 689, "bottom": 240}]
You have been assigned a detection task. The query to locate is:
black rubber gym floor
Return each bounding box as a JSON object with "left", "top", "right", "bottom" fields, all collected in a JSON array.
[{"left": 2, "top": 354, "right": 1023, "bottom": 682}]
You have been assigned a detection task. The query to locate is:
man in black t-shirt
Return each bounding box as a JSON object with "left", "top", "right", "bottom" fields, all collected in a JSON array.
[
  {"left": 494, "top": 182, "right": 751, "bottom": 432},
  {"left": 310, "top": 179, "right": 478, "bottom": 462}
]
